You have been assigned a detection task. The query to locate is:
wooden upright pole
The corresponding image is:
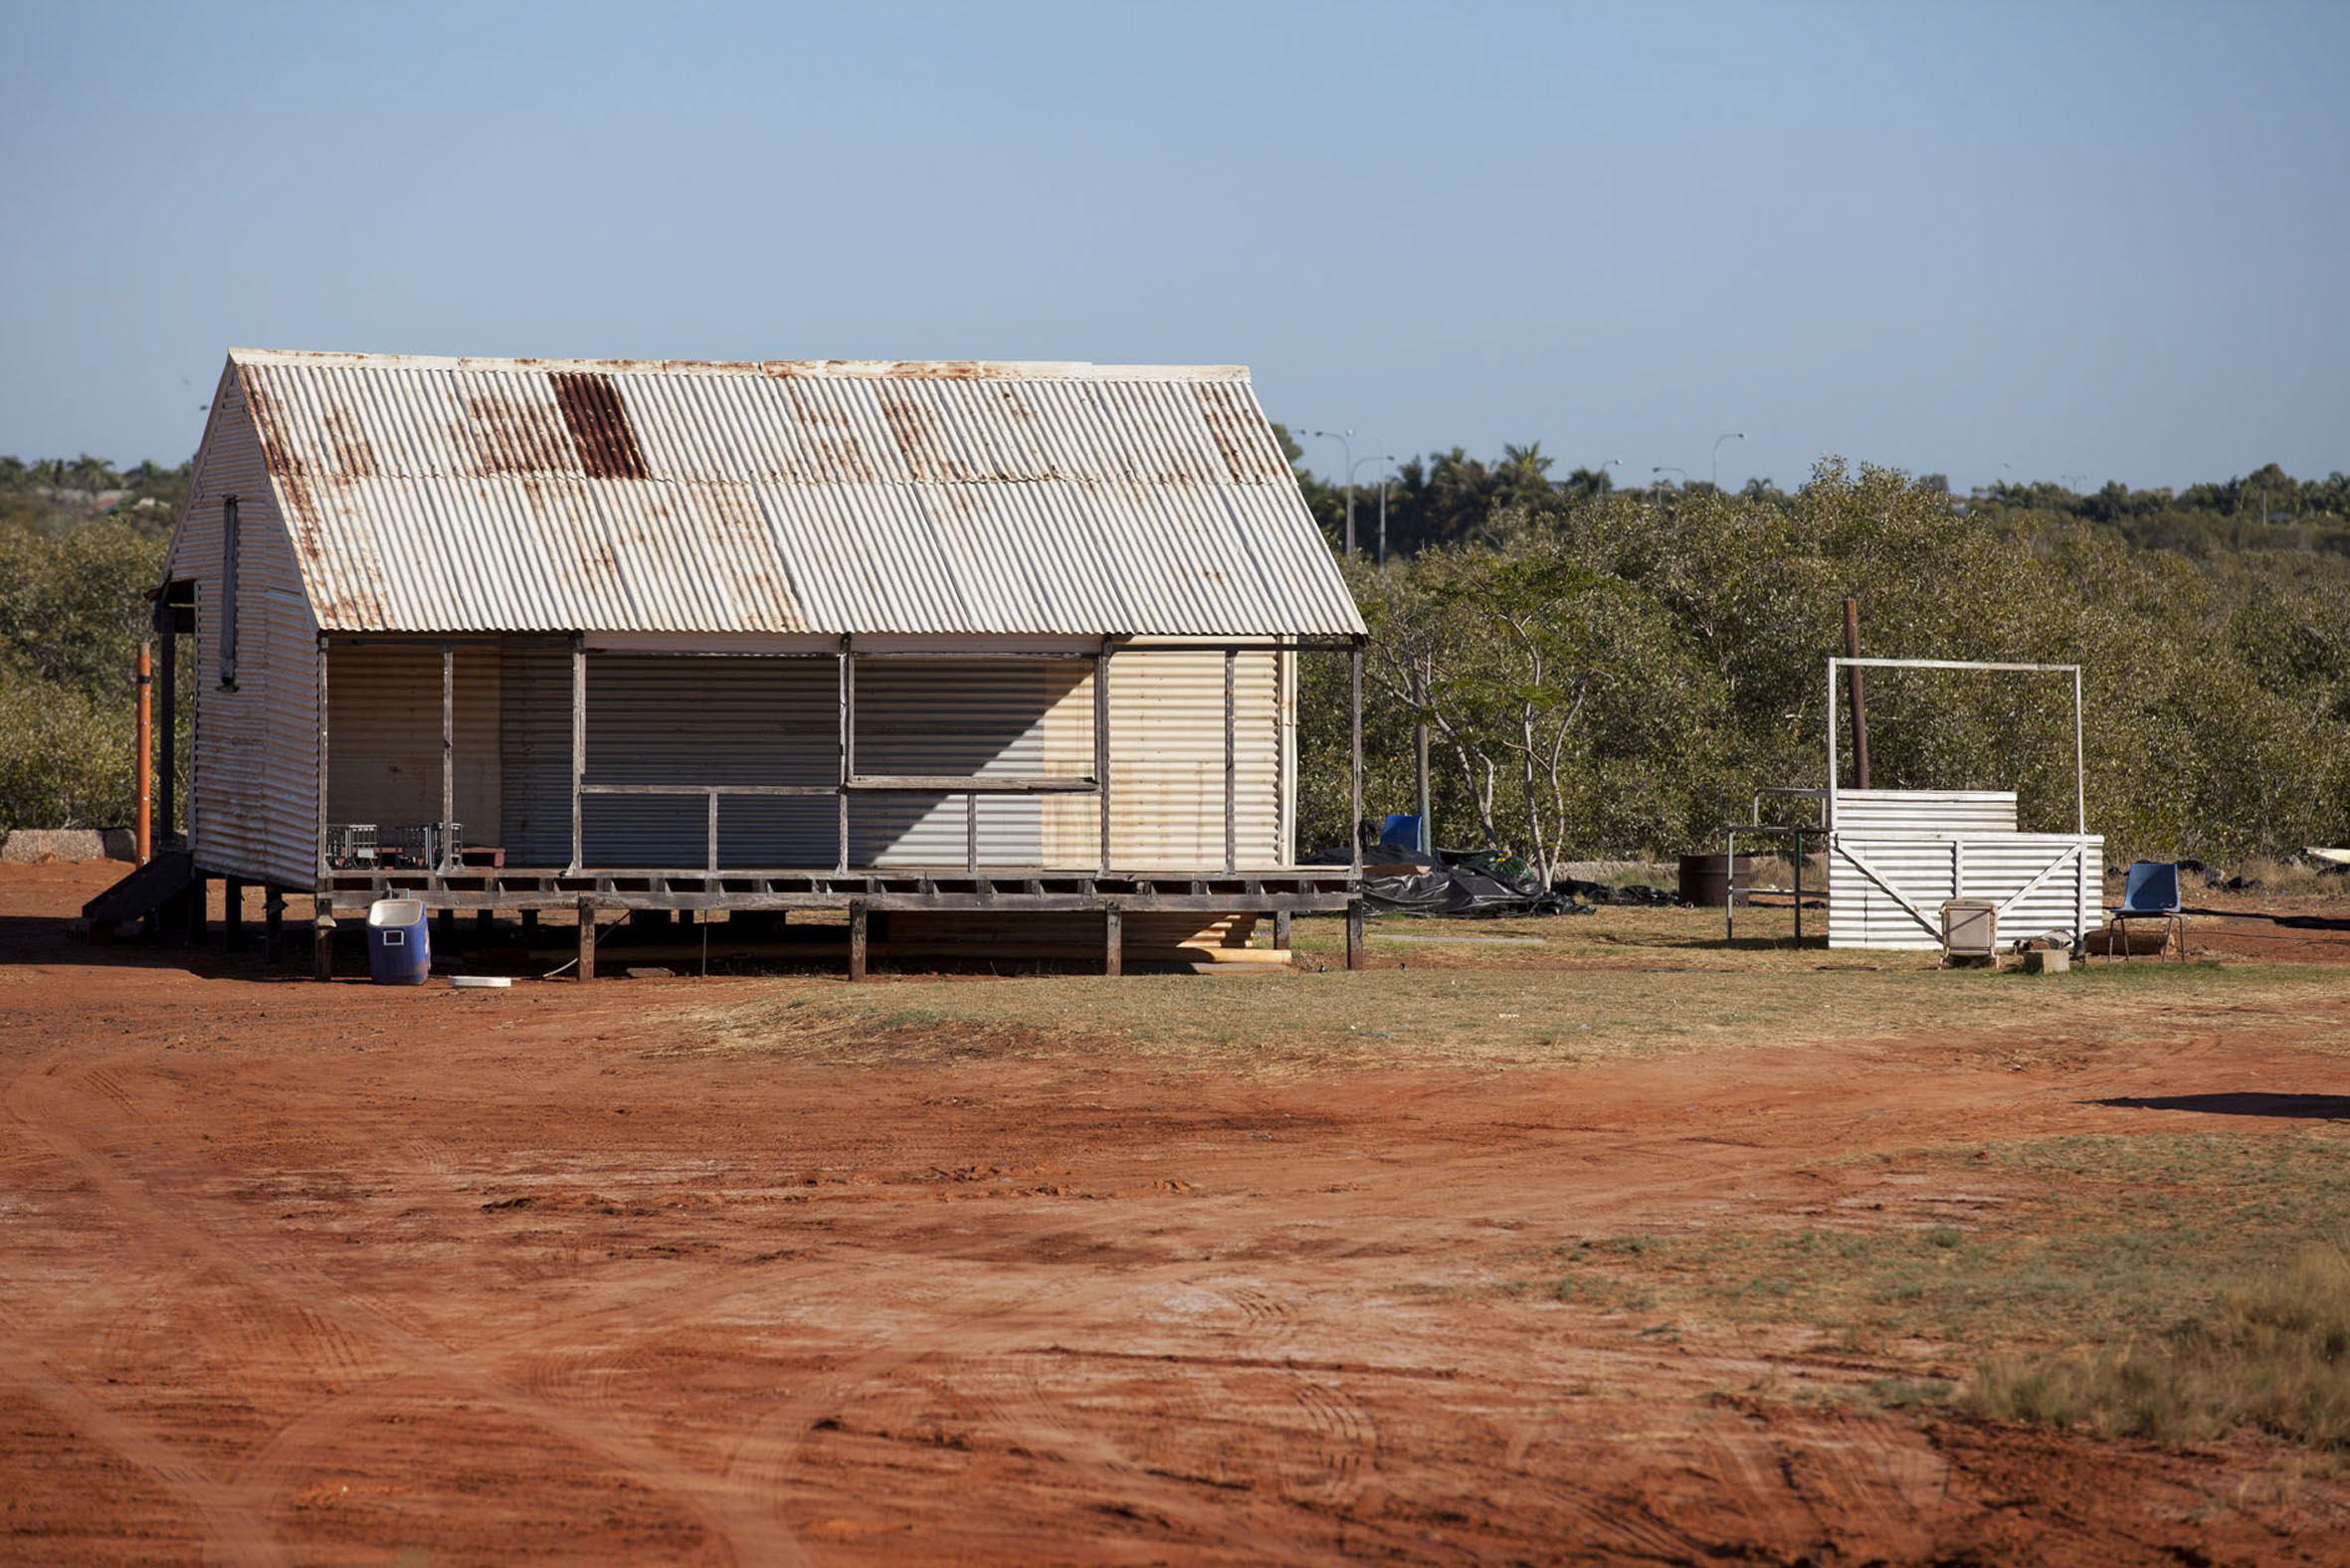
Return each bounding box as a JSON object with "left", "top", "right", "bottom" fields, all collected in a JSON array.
[
  {"left": 134, "top": 644, "right": 152, "bottom": 865},
  {"left": 837, "top": 638, "right": 853, "bottom": 876},
  {"left": 569, "top": 634, "right": 585, "bottom": 874},
  {"left": 1843, "top": 598, "right": 1871, "bottom": 791},
  {"left": 1223, "top": 648, "right": 1237, "bottom": 875},
  {"left": 1414, "top": 722, "right": 1431, "bottom": 853},
  {"left": 1094, "top": 640, "right": 1112, "bottom": 877},
  {"left": 441, "top": 643, "right": 456, "bottom": 872},
  {"left": 156, "top": 599, "right": 177, "bottom": 848},
  {"left": 576, "top": 896, "right": 597, "bottom": 982},
  {"left": 1349, "top": 645, "right": 1363, "bottom": 876}
]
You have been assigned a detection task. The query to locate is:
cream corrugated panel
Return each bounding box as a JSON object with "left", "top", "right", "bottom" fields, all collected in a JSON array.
[
  {"left": 180, "top": 383, "right": 325, "bottom": 886},
  {"left": 1834, "top": 790, "right": 2020, "bottom": 833},
  {"left": 851, "top": 661, "right": 1085, "bottom": 868},
  {"left": 325, "top": 645, "right": 501, "bottom": 845},
  {"left": 1105, "top": 650, "right": 1279, "bottom": 870},
  {"left": 1829, "top": 834, "right": 2102, "bottom": 950},
  {"left": 255, "top": 590, "right": 322, "bottom": 887},
  {"left": 579, "top": 654, "right": 837, "bottom": 868}
]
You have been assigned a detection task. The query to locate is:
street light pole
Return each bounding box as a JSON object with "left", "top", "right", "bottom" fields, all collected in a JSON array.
[
  {"left": 1711, "top": 432, "right": 1745, "bottom": 491},
  {"left": 1652, "top": 465, "right": 1686, "bottom": 503},
  {"left": 1350, "top": 453, "right": 1398, "bottom": 565},
  {"left": 1304, "top": 429, "right": 1355, "bottom": 556}
]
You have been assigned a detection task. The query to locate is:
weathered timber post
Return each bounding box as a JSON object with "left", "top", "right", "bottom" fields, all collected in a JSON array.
[
  {"left": 312, "top": 906, "right": 335, "bottom": 982},
  {"left": 576, "top": 896, "right": 597, "bottom": 981},
  {"left": 1843, "top": 598, "right": 1871, "bottom": 790},
  {"left": 848, "top": 898, "right": 869, "bottom": 982},
  {"left": 135, "top": 644, "right": 152, "bottom": 865},
  {"left": 1273, "top": 909, "right": 1292, "bottom": 949},
  {"left": 1103, "top": 900, "right": 1122, "bottom": 978},
  {"left": 1345, "top": 898, "right": 1366, "bottom": 971}
]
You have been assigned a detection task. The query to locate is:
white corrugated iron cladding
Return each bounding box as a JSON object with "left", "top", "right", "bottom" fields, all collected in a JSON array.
[{"left": 162, "top": 349, "right": 1354, "bottom": 883}]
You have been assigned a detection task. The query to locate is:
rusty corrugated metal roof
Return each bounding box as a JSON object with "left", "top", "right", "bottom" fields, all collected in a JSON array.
[{"left": 227, "top": 348, "right": 1364, "bottom": 638}]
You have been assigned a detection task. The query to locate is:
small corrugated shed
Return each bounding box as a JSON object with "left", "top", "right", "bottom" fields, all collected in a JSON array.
[
  {"left": 159, "top": 348, "right": 1355, "bottom": 891},
  {"left": 222, "top": 349, "right": 1363, "bottom": 639}
]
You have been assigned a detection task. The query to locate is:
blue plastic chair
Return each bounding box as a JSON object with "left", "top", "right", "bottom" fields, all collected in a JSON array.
[{"left": 2107, "top": 862, "right": 2183, "bottom": 962}]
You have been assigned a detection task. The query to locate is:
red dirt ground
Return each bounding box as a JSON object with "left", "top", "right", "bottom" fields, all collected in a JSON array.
[{"left": 5, "top": 860, "right": 2349, "bottom": 1565}]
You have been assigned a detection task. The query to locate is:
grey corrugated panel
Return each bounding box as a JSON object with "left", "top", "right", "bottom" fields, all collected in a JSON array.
[
  {"left": 852, "top": 661, "right": 1076, "bottom": 867},
  {"left": 226, "top": 348, "right": 1362, "bottom": 637},
  {"left": 580, "top": 654, "right": 838, "bottom": 867},
  {"left": 499, "top": 643, "right": 572, "bottom": 866}
]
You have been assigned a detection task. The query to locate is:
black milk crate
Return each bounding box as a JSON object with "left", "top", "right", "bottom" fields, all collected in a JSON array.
[
  {"left": 326, "top": 823, "right": 379, "bottom": 869},
  {"left": 379, "top": 823, "right": 461, "bottom": 869}
]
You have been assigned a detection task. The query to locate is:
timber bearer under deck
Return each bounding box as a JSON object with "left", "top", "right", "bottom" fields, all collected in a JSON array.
[{"left": 121, "top": 349, "right": 1369, "bottom": 977}]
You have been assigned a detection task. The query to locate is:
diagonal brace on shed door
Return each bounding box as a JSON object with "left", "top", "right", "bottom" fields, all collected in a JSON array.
[
  {"left": 1995, "top": 841, "right": 2083, "bottom": 917},
  {"left": 1834, "top": 839, "right": 1940, "bottom": 938}
]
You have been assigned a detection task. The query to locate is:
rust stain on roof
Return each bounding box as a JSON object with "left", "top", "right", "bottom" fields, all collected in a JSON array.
[
  {"left": 240, "top": 376, "right": 327, "bottom": 566},
  {"left": 459, "top": 393, "right": 569, "bottom": 475},
  {"left": 321, "top": 406, "right": 377, "bottom": 480},
  {"left": 1193, "top": 382, "right": 1254, "bottom": 484},
  {"left": 877, "top": 388, "right": 941, "bottom": 483},
  {"left": 551, "top": 372, "right": 650, "bottom": 481}
]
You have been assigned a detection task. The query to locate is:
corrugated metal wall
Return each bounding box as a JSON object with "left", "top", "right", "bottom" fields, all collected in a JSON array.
[
  {"left": 294, "top": 644, "right": 1295, "bottom": 873},
  {"left": 577, "top": 654, "right": 837, "bottom": 868},
  {"left": 1834, "top": 790, "right": 2020, "bottom": 834},
  {"left": 1830, "top": 832, "right": 2103, "bottom": 950},
  {"left": 165, "top": 369, "right": 320, "bottom": 888},
  {"left": 499, "top": 642, "right": 573, "bottom": 865},
  {"left": 854, "top": 660, "right": 1085, "bottom": 868},
  {"left": 325, "top": 645, "right": 502, "bottom": 844},
  {"left": 1098, "top": 649, "right": 1281, "bottom": 870}
]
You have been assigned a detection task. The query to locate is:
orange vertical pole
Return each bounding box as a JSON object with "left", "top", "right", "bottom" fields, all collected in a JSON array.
[{"left": 134, "top": 644, "right": 153, "bottom": 865}]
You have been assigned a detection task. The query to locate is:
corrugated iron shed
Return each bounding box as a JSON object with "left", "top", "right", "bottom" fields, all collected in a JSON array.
[{"left": 230, "top": 348, "right": 1364, "bottom": 638}]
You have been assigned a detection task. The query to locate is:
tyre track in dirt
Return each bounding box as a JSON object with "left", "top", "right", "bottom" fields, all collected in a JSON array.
[{"left": 2, "top": 1044, "right": 801, "bottom": 1566}]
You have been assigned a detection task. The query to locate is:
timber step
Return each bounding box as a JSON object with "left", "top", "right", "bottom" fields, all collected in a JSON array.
[{"left": 81, "top": 850, "right": 193, "bottom": 927}]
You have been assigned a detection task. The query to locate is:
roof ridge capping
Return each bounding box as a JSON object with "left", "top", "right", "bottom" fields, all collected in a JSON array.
[{"left": 225, "top": 347, "right": 1251, "bottom": 382}]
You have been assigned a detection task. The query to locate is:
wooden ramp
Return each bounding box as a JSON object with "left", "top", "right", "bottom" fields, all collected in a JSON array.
[{"left": 80, "top": 851, "right": 193, "bottom": 929}]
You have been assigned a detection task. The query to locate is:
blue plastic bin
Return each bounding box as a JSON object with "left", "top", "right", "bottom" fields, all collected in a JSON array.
[
  {"left": 366, "top": 897, "right": 431, "bottom": 985},
  {"left": 1381, "top": 813, "right": 1427, "bottom": 853}
]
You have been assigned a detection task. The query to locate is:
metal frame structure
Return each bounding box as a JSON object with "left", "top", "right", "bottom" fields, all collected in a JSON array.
[
  {"left": 1827, "top": 658, "right": 2085, "bottom": 838},
  {"left": 1822, "top": 658, "right": 2095, "bottom": 951},
  {"left": 301, "top": 631, "right": 1369, "bottom": 979},
  {"left": 1723, "top": 787, "right": 1828, "bottom": 944}
]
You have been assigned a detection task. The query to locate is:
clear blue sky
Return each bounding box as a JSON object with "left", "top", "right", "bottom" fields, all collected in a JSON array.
[{"left": 3, "top": 0, "right": 2342, "bottom": 491}]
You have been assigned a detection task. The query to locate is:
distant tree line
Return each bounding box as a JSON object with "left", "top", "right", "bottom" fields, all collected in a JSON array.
[
  {"left": 1282, "top": 443, "right": 2350, "bottom": 868},
  {"left": 0, "top": 458, "right": 189, "bottom": 831},
  {"left": 2, "top": 448, "right": 2345, "bottom": 869}
]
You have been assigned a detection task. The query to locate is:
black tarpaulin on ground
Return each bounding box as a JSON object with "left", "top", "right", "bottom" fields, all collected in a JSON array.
[{"left": 1327, "top": 844, "right": 1592, "bottom": 918}]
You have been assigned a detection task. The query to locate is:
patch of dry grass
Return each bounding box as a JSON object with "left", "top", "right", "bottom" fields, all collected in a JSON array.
[
  {"left": 1485, "top": 1132, "right": 2350, "bottom": 1448},
  {"left": 678, "top": 906, "right": 2330, "bottom": 1076},
  {"left": 1970, "top": 1243, "right": 2350, "bottom": 1449}
]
